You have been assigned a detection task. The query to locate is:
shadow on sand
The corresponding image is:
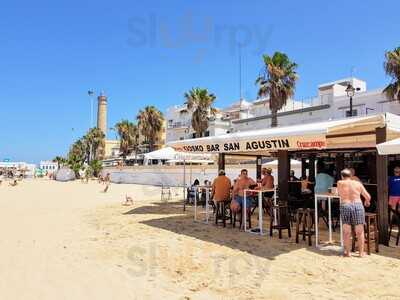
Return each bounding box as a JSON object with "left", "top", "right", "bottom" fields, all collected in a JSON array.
[{"left": 121, "top": 201, "right": 400, "bottom": 261}]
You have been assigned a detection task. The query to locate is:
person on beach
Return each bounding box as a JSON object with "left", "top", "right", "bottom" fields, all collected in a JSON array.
[
  {"left": 231, "top": 169, "right": 256, "bottom": 213},
  {"left": 337, "top": 168, "right": 371, "bottom": 257},
  {"left": 388, "top": 166, "right": 400, "bottom": 209},
  {"left": 212, "top": 170, "right": 231, "bottom": 204}
]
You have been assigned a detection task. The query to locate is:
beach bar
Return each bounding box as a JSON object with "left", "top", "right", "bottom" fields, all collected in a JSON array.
[{"left": 168, "top": 113, "right": 400, "bottom": 245}]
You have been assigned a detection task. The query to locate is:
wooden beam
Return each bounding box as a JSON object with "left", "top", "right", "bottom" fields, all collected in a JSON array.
[
  {"left": 256, "top": 155, "right": 262, "bottom": 180},
  {"left": 278, "top": 150, "right": 289, "bottom": 203},
  {"left": 218, "top": 153, "right": 225, "bottom": 171},
  {"left": 376, "top": 127, "right": 389, "bottom": 245}
]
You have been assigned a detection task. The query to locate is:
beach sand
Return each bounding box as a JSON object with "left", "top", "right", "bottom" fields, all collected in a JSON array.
[{"left": 0, "top": 179, "right": 399, "bottom": 300}]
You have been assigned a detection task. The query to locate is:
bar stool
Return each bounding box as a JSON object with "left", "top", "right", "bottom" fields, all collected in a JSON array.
[
  {"left": 295, "top": 208, "right": 315, "bottom": 246},
  {"left": 269, "top": 205, "right": 291, "bottom": 239},
  {"left": 232, "top": 209, "right": 251, "bottom": 229},
  {"left": 215, "top": 201, "right": 232, "bottom": 227},
  {"left": 352, "top": 212, "right": 379, "bottom": 254}
]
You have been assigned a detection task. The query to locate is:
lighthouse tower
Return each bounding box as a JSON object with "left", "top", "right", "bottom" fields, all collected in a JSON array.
[{"left": 97, "top": 92, "right": 107, "bottom": 138}]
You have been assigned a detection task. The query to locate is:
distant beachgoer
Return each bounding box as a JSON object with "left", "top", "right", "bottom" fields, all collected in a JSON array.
[
  {"left": 212, "top": 170, "right": 231, "bottom": 203},
  {"left": 9, "top": 179, "right": 18, "bottom": 187},
  {"left": 0, "top": 174, "right": 3, "bottom": 185},
  {"left": 389, "top": 166, "right": 400, "bottom": 209},
  {"left": 123, "top": 195, "right": 134, "bottom": 206},
  {"left": 337, "top": 169, "right": 370, "bottom": 257}
]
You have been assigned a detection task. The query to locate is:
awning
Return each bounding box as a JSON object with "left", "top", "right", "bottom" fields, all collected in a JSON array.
[
  {"left": 167, "top": 113, "right": 400, "bottom": 154},
  {"left": 263, "top": 159, "right": 302, "bottom": 167},
  {"left": 377, "top": 138, "right": 400, "bottom": 155},
  {"left": 144, "top": 147, "right": 213, "bottom": 161}
]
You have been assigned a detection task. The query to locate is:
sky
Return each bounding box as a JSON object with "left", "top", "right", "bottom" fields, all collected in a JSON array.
[{"left": 0, "top": 0, "right": 399, "bottom": 163}]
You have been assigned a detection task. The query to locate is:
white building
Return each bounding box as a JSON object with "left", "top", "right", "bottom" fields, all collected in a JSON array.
[
  {"left": 166, "top": 77, "right": 400, "bottom": 142},
  {"left": 39, "top": 160, "right": 58, "bottom": 172}
]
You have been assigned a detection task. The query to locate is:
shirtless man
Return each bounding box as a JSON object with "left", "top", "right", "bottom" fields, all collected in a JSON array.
[
  {"left": 232, "top": 169, "right": 256, "bottom": 212},
  {"left": 261, "top": 167, "right": 274, "bottom": 199},
  {"left": 337, "top": 168, "right": 371, "bottom": 257}
]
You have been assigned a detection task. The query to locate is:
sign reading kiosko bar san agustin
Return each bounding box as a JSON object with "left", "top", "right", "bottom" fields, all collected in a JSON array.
[{"left": 171, "top": 135, "right": 327, "bottom": 153}]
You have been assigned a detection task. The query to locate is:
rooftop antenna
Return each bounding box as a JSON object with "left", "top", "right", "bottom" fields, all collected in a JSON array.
[{"left": 239, "top": 44, "right": 243, "bottom": 104}]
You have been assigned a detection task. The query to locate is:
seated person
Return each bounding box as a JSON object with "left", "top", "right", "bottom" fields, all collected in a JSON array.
[
  {"left": 301, "top": 175, "right": 312, "bottom": 194},
  {"left": 231, "top": 169, "right": 256, "bottom": 213},
  {"left": 261, "top": 167, "right": 274, "bottom": 199},
  {"left": 289, "top": 170, "right": 299, "bottom": 181},
  {"left": 212, "top": 170, "right": 231, "bottom": 203},
  {"left": 188, "top": 179, "right": 200, "bottom": 203}
]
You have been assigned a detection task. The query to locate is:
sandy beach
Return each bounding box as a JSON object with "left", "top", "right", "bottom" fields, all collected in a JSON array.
[{"left": 0, "top": 179, "right": 399, "bottom": 300}]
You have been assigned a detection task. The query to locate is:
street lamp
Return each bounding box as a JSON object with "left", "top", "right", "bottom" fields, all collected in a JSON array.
[
  {"left": 87, "top": 90, "right": 95, "bottom": 128},
  {"left": 345, "top": 83, "right": 360, "bottom": 117}
]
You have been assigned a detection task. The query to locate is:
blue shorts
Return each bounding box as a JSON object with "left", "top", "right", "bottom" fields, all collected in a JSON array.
[{"left": 235, "top": 195, "right": 253, "bottom": 209}]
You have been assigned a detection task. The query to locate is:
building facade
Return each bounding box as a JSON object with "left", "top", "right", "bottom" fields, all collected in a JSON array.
[{"left": 166, "top": 77, "right": 400, "bottom": 142}]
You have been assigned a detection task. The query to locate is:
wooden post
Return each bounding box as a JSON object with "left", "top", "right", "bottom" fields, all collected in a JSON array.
[
  {"left": 278, "top": 150, "right": 289, "bottom": 203},
  {"left": 301, "top": 158, "right": 307, "bottom": 179},
  {"left": 256, "top": 155, "right": 262, "bottom": 180},
  {"left": 335, "top": 154, "right": 344, "bottom": 181},
  {"left": 309, "top": 155, "right": 316, "bottom": 182},
  {"left": 218, "top": 153, "right": 225, "bottom": 171},
  {"left": 376, "top": 127, "right": 389, "bottom": 245}
]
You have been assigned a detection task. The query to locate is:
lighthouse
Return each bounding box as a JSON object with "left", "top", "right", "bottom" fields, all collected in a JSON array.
[{"left": 97, "top": 92, "right": 107, "bottom": 138}]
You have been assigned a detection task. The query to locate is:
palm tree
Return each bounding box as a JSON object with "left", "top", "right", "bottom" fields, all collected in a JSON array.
[
  {"left": 137, "top": 106, "right": 164, "bottom": 152},
  {"left": 383, "top": 47, "right": 400, "bottom": 102},
  {"left": 256, "top": 52, "right": 298, "bottom": 127},
  {"left": 52, "top": 156, "right": 66, "bottom": 170},
  {"left": 184, "top": 88, "right": 217, "bottom": 137},
  {"left": 115, "top": 120, "right": 139, "bottom": 162},
  {"left": 83, "top": 127, "right": 105, "bottom": 163}
]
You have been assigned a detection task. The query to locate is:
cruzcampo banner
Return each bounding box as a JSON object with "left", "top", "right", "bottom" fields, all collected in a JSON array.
[{"left": 170, "top": 134, "right": 327, "bottom": 153}]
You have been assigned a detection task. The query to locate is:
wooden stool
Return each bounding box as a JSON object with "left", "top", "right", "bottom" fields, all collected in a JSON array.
[
  {"left": 352, "top": 212, "right": 379, "bottom": 255},
  {"left": 295, "top": 208, "right": 315, "bottom": 246},
  {"left": 389, "top": 204, "right": 400, "bottom": 246},
  {"left": 215, "top": 201, "right": 231, "bottom": 227},
  {"left": 232, "top": 209, "right": 251, "bottom": 230},
  {"left": 270, "top": 205, "right": 291, "bottom": 239}
]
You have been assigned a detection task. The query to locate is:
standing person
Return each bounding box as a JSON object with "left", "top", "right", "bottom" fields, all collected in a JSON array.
[
  {"left": 337, "top": 169, "right": 371, "bottom": 257},
  {"left": 315, "top": 163, "right": 334, "bottom": 194},
  {"left": 231, "top": 169, "right": 256, "bottom": 212},
  {"left": 389, "top": 166, "right": 400, "bottom": 209},
  {"left": 212, "top": 170, "right": 231, "bottom": 203}
]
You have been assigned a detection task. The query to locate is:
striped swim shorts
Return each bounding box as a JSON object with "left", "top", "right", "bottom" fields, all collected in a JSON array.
[{"left": 340, "top": 202, "right": 365, "bottom": 226}]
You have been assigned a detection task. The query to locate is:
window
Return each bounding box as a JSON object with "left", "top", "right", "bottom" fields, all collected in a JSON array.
[{"left": 345, "top": 110, "right": 358, "bottom": 117}]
